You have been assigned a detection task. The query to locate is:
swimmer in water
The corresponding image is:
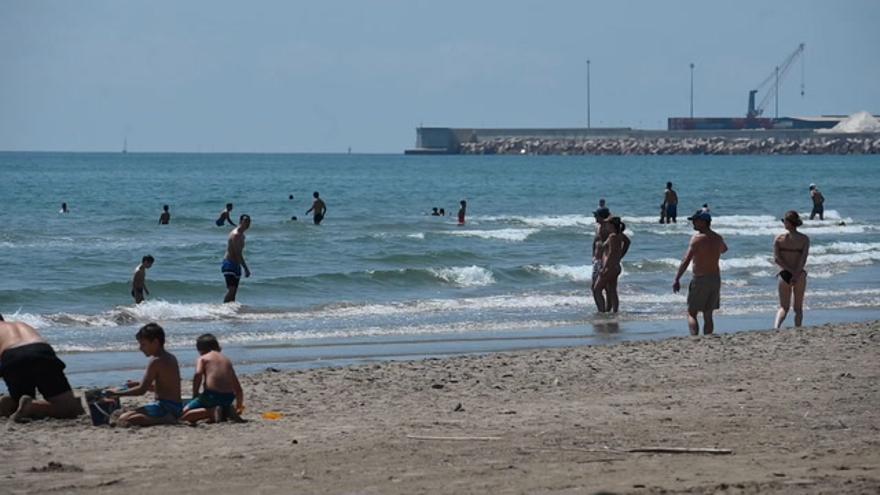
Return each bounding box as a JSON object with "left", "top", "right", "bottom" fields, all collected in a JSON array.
[
  {"left": 216, "top": 203, "right": 236, "bottom": 227},
  {"left": 159, "top": 205, "right": 171, "bottom": 225},
  {"left": 132, "top": 255, "right": 155, "bottom": 304},
  {"left": 305, "top": 192, "right": 327, "bottom": 225}
]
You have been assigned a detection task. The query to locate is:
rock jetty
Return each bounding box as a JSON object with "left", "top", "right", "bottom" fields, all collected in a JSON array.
[{"left": 458, "top": 135, "right": 880, "bottom": 155}]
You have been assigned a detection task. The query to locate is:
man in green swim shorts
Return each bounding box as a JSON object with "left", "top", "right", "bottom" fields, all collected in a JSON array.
[{"left": 672, "top": 210, "right": 728, "bottom": 336}]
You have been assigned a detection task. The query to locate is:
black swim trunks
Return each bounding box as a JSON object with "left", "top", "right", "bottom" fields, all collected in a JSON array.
[{"left": 0, "top": 342, "right": 72, "bottom": 401}]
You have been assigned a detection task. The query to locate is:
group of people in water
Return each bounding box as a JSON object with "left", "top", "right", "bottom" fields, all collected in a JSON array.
[
  {"left": 429, "top": 200, "right": 469, "bottom": 225},
  {"left": 2, "top": 182, "right": 825, "bottom": 423},
  {"left": 590, "top": 181, "right": 820, "bottom": 335}
]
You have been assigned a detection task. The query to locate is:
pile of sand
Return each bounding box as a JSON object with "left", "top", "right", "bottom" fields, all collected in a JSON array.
[{"left": 819, "top": 111, "right": 880, "bottom": 133}]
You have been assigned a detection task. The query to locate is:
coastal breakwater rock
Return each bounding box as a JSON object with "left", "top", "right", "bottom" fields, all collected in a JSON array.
[{"left": 459, "top": 135, "right": 880, "bottom": 155}]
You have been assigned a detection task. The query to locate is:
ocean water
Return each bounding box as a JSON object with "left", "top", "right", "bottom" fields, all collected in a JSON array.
[{"left": 2, "top": 152, "right": 879, "bottom": 387}]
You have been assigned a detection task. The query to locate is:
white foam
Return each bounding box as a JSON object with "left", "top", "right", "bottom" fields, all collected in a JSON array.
[
  {"left": 34, "top": 301, "right": 241, "bottom": 328},
  {"left": 626, "top": 210, "right": 871, "bottom": 237},
  {"left": 529, "top": 264, "right": 591, "bottom": 283},
  {"left": 713, "top": 224, "right": 867, "bottom": 236},
  {"left": 8, "top": 312, "right": 52, "bottom": 328},
  {"left": 447, "top": 228, "right": 538, "bottom": 242},
  {"left": 721, "top": 255, "right": 774, "bottom": 269},
  {"left": 810, "top": 251, "right": 880, "bottom": 265},
  {"left": 811, "top": 241, "right": 880, "bottom": 255},
  {"left": 429, "top": 266, "right": 495, "bottom": 287},
  {"left": 117, "top": 300, "right": 240, "bottom": 321},
  {"left": 478, "top": 214, "right": 596, "bottom": 228}
]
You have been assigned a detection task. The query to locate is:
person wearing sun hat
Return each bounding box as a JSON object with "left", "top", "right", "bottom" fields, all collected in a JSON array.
[
  {"left": 773, "top": 210, "right": 810, "bottom": 328},
  {"left": 672, "top": 208, "right": 728, "bottom": 335}
]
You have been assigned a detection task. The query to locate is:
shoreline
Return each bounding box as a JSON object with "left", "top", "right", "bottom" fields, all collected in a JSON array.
[
  {"left": 43, "top": 306, "right": 880, "bottom": 390},
  {"left": 4, "top": 319, "right": 879, "bottom": 493}
]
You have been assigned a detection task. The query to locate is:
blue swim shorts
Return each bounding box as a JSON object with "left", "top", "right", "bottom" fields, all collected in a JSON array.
[
  {"left": 221, "top": 259, "right": 241, "bottom": 279},
  {"left": 186, "top": 389, "right": 236, "bottom": 411},
  {"left": 142, "top": 399, "right": 183, "bottom": 418}
]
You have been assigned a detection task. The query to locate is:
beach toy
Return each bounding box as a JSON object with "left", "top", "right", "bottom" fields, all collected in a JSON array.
[
  {"left": 261, "top": 411, "right": 283, "bottom": 420},
  {"left": 84, "top": 389, "right": 121, "bottom": 426}
]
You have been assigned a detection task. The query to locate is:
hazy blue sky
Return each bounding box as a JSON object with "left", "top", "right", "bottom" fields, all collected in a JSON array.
[{"left": 1, "top": 1, "right": 878, "bottom": 152}]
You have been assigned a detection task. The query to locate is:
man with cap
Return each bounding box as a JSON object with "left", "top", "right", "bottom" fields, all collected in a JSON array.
[
  {"left": 809, "top": 184, "right": 824, "bottom": 220},
  {"left": 672, "top": 210, "right": 728, "bottom": 335}
]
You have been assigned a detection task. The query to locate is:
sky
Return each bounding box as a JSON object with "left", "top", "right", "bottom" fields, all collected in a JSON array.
[{"left": 1, "top": 0, "right": 878, "bottom": 153}]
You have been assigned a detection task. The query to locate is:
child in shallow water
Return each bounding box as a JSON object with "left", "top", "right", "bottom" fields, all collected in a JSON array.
[{"left": 181, "top": 333, "right": 244, "bottom": 424}]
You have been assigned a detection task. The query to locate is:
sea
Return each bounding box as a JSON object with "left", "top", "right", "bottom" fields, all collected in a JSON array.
[{"left": 2, "top": 152, "right": 879, "bottom": 389}]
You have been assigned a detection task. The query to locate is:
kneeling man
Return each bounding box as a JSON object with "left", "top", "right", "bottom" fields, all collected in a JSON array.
[{"left": 0, "top": 314, "right": 84, "bottom": 421}]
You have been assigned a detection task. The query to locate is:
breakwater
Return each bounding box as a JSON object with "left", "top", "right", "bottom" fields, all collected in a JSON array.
[
  {"left": 458, "top": 135, "right": 880, "bottom": 155},
  {"left": 406, "top": 127, "right": 880, "bottom": 155}
]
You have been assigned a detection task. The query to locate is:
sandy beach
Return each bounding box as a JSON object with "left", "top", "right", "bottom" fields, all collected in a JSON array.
[{"left": 3, "top": 320, "right": 879, "bottom": 494}]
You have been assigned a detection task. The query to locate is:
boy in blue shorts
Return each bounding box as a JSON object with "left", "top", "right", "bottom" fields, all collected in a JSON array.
[
  {"left": 181, "top": 333, "right": 244, "bottom": 424},
  {"left": 109, "top": 323, "right": 183, "bottom": 426}
]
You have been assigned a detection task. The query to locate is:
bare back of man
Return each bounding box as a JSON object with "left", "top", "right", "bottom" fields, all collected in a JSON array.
[{"left": 0, "top": 321, "right": 83, "bottom": 421}]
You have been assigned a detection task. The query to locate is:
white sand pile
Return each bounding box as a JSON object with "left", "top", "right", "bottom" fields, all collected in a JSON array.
[{"left": 818, "top": 111, "right": 880, "bottom": 133}]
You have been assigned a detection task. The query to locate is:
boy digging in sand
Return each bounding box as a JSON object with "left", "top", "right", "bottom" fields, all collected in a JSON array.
[
  {"left": 108, "top": 323, "right": 183, "bottom": 426},
  {"left": 181, "top": 334, "right": 244, "bottom": 424}
]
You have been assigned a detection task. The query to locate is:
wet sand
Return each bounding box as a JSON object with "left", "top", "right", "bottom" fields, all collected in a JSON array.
[{"left": 3, "top": 320, "right": 879, "bottom": 494}]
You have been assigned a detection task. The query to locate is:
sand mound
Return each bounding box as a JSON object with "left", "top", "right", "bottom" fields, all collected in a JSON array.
[{"left": 818, "top": 111, "right": 880, "bottom": 133}]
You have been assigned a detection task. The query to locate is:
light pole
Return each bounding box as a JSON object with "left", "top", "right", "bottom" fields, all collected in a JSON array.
[
  {"left": 586, "top": 59, "right": 591, "bottom": 129},
  {"left": 689, "top": 63, "right": 694, "bottom": 119},
  {"left": 775, "top": 65, "right": 780, "bottom": 119}
]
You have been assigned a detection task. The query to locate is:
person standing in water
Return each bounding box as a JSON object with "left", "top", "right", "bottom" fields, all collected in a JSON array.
[
  {"left": 591, "top": 206, "right": 611, "bottom": 310},
  {"left": 306, "top": 192, "right": 327, "bottom": 225},
  {"left": 457, "top": 200, "right": 467, "bottom": 225},
  {"left": 159, "top": 205, "right": 171, "bottom": 225},
  {"left": 593, "top": 216, "right": 630, "bottom": 313},
  {"left": 774, "top": 210, "right": 810, "bottom": 328},
  {"left": 221, "top": 215, "right": 251, "bottom": 303},
  {"left": 673, "top": 210, "right": 727, "bottom": 335},
  {"left": 662, "top": 182, "right": 678, "bottom": 224},
  {"left": 809, "top": 184, "right": 825, "bottom": 220},
  {"left": 216, "top": 203, "right": 236, "bottom": 227},
  {"left": 132, "top": 255, "right": 155, "bottom": 304}
]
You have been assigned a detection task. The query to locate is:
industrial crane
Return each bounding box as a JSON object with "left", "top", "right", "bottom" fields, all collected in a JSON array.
[{"left": 747, "top": 43, "right": 805, "bottom": 119}]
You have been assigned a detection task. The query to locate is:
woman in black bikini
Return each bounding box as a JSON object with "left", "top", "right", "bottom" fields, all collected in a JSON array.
[{"left": 773, "top": 210, "right": 810, "bottom": 328}]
